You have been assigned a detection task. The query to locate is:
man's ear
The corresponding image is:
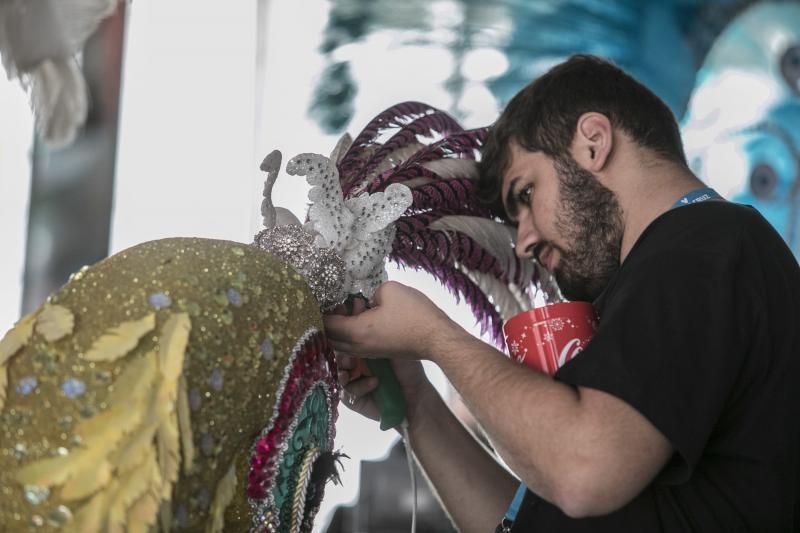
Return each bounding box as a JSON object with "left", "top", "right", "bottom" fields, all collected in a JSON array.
[{"left": 571, "top": 112, "right": 613, "bottom": 172}]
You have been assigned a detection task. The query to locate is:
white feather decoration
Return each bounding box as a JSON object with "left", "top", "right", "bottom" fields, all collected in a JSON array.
[
  {"left": 456, "top": 263, "right": 528, "bottom": 321},
  {"left": 429, "top": 215, "right": 535, "bottom": 284},
  {"left": 420, "top": 158, "right": 478, "bottom": 180},
  {"left": 0, "top": 0, "right": 119, "bottom": 146}
]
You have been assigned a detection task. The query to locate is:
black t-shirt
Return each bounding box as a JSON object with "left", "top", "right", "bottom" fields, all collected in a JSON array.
[{"left": 510, "top": 202, "right": 800, "bottom": 532}]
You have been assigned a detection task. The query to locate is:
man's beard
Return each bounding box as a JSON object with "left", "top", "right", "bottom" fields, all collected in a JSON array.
[{"left": 544, "top": 156, "right": 624, "bottom": 302}]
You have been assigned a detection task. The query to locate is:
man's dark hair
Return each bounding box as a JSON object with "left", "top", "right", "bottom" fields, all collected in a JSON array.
[{"left": 477, "top": 54, "right": 688, "bottom": 219}]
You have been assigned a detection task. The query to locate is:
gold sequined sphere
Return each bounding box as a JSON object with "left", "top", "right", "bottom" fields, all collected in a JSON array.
[{"left": 0, "top": 238, "right": 326, "bottom": 532}]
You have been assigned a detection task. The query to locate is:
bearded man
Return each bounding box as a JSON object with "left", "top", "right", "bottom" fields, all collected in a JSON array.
[{"left": 324, "top": 55, "right": 800, "bottom": 532}]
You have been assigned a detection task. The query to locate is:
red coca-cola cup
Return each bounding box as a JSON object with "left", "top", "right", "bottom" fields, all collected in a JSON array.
[{"left": 502, "top": 302, "right": 599, "bottom": 376}]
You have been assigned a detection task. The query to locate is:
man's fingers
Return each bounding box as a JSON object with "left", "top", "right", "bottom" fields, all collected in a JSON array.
[
  {"left": 322, "top": 314, "right": 355, "bottom": 341},
  {"left": 344, "top": 376, "right": 378, "bottom": 397}
]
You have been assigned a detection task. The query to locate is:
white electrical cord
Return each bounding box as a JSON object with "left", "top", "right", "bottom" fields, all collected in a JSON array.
[{"left": 401, "top": 419, "right": 417, "bottom": 533}]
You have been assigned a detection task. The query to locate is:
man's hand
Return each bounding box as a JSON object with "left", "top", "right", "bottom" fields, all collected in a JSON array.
[
  {"left": 324, "top": 282, "right": 451, "bottom": 420},
  {"left": 323, "top": 281, "right": 461, "bottom": 361}
]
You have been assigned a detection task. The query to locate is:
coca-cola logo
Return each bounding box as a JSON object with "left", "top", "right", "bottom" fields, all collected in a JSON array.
[{"left": 557, "top": 338, "right": 583, "bottom": 368}]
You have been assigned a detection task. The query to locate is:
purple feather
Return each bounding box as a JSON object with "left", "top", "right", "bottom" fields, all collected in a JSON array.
[{"left": 332, "top": 103, "right": 536, "bottom": 347}]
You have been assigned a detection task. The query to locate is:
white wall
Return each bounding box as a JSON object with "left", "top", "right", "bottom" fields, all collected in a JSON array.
[{"left": 0, "top": 77, "right": 34, "bottom": 329}]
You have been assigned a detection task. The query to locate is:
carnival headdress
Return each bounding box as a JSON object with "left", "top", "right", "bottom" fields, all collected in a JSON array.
[{"left": 256, "top": 101, "right": 543, "bottom": 345}]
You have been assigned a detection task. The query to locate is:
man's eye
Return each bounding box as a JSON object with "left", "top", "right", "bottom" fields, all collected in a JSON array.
[{"left": 516, "top": 185, "right": 533, "bottom": 204}]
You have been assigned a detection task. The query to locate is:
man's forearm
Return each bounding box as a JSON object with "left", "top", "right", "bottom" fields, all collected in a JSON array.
[{"left": 405, "top": 383, "right": 518, "bottom": 533}]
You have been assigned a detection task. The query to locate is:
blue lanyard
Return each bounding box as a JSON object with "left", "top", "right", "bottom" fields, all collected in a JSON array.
[
  {"left": 670, "top": 187, "right": 723, "bottom": 210},
  {"left": 501, "top": 188, "right": 723, "bottom": 529},
  {"left": 503, "top": 482, "right": 528, "bottom": 524}
]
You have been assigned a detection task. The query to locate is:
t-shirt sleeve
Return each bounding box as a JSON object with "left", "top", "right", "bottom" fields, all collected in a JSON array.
[{"left": 554, "top": 234, "right": 751, "bottom": 482}]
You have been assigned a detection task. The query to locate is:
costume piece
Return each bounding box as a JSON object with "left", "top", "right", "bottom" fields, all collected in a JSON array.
[
  {"left": 512, "top": 202, "right": 800, "bottom": 532},
  {"left": 255, "top": 102, "right": 541, "bottom": 344},
  {"left": 0, "top": 238, "right": 339, "bottom": 532},
  {"left": 0, "top": 100, "right": 534, "bottom": 532},
  {"left": 0, "top": 0, "right": 119, "bottom": 146},
  {"left": 332, "top": 101, "right": 541, "bottom": 342}
]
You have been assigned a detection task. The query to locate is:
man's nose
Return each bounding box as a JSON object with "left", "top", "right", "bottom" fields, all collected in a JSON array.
[{"left": 514, "top": 217, "right": 540, "bottom": 259}]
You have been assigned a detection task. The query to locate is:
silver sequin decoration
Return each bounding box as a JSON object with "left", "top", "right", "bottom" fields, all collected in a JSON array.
[{"left": 253, "top": 225, "right": 346, "bottom": 310}]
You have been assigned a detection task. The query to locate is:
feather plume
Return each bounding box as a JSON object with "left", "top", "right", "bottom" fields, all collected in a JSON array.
[
  {"left": 0, "top": 0, "right": 118, "bottom": 146},
  {"left": 83, "top": 313, "right": 156, "bottom": 362},
  {"left": 429, "top": 216, "right": 534, "bottom": 285},
  {"left": 330, "top": 103, "right": 541, "bottom": 344},
  {"left": 457, "top": 266, "right": 528, "bottom": 321},
  {"left": 27, "top": 58, "right": 88, "bottom": 146},
  {"left": 207, "top": 461, "right": 237, "bottom": 533},
  {"left": 35, "top": 304, "right": 75, "bottom": 342},
  {"left": 420, "top": 158, "right": 479, "bottom": 180}
]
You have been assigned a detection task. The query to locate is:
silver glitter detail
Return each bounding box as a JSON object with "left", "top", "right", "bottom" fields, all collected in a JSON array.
[
  {"left": 61, "top": 378, "right": 86, "bottom": 399},
  {"left": 47, "top": 505, "right": 72, "bottom": 527},
  {"left": 287, "top": 152, "right": 411, "bottom": 301},
  {"left": 16, "top": 376, "right": 38, "bottom": 395},
  {"left": 148, "top": 292, "right": 172, "bottom": 309},
  {"left": 24, "top": 485, "right": 50, "bottom": 505},
  {"left": 14, "top": 443, "right": 27, "bottom": 459},
  {"left": 253, "top": 225, "right": 346, "bottom": 310}
]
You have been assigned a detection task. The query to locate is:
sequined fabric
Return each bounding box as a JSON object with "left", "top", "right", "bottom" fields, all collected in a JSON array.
[{"left": 0, "top": 238, "right": 339, "bottom": 532}]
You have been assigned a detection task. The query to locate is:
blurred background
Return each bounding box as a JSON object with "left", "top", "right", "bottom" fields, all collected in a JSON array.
[{"left": 0, "top": 0, "right": 798, "bottom": 531}]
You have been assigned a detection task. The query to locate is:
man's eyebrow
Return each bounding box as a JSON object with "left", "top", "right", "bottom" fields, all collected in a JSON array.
[{"left": 504, "top": 176, "right": 520, "bottom": 221}]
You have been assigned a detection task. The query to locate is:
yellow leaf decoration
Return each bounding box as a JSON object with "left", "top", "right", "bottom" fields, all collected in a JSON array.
[
  {"left": 110, "top": 421, "right": 159, "bottom": 475},
  {"left": 35, "top": 304, "right": 75, "bottom": 342},
  {"left": 157, "top": 410, "right": 180, "bottom": 501},
  {"left": 65, "top": 482, "right": 113, "bottom": 533},
  {"left": 15, "top": 314, "right": 194, "bottom": 533},
  {"left": 207, "top": 461, "right": 237, "bottom": 533},
  {"left": 177, "top": 374, "right": 196, "bottom": 474},
  {"left": 0, "top": 366, "right": 7, "bottom": 413},
  {"left": 0, "top": 312, "right": 36, "bottom": 365},
  {"left": 75, "top": 352, "right": 157, "bottom": 449},
  {"left": 84, "top": 313, "right": 156, "bottom": 362},
  {"left": 158, "top": 313, "right": 191, "bottom": 383},
  {"left": 59, "top": 459, "right": 113, "bottom": 501},
  {"left": 126, "top": 485, "right": 161, "bottom": 533},
  {"left": 107, "top": 448, "right": 159, "bottom": 532},
  {"left": 16, "top": 449, "right": 102, "bottom": 489}
]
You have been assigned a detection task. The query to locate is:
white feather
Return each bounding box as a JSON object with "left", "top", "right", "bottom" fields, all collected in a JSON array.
[
  {"left": 429, "top": 215, "right": 535, "bottom": 284},
  {"left": 0, "top": 0, "right": 118, "bottom": 146},
  {"left": 456, "top": 263, "right": 527, "bottom": 321},
  {"left": 27, "top": 58, "right": 88, "bottom": 147},
  {"left": 420, "top": 158, "right": 478, "bottom": 180},
  {"left": 329, "top": 133, "right": 352, "bottom": 164}
]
